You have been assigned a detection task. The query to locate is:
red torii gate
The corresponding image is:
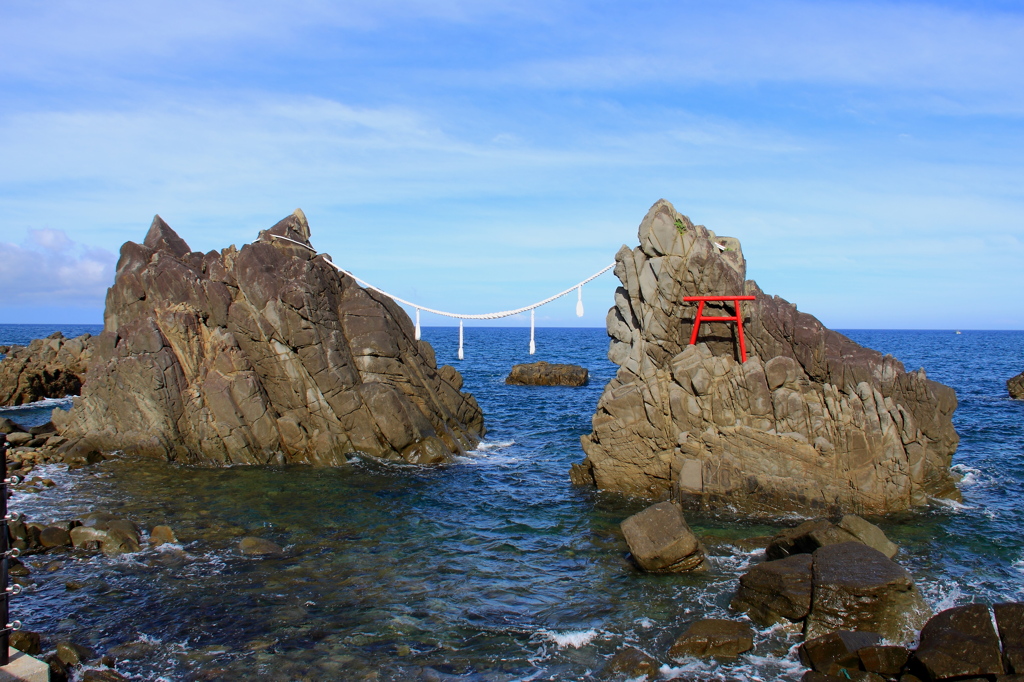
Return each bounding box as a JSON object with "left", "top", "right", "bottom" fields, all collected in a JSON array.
[{"left": 684, "top": 295, "right": 756, "bottom": 363}]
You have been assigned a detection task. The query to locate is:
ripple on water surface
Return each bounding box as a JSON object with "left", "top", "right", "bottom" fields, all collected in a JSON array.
[{"left": 3, "top": 326, "right": 1024, "bottom": 679}]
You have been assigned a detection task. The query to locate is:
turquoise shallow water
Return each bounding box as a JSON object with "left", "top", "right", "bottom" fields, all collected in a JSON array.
[{"left": 1, "top": 324, "right": 1023, "bottom": 680}]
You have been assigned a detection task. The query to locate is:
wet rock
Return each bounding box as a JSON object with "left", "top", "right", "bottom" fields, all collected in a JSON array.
[
  {"left": 82, "top": 668, "right": 130, "bottom": 682},
  {"left": 505, "top": 361, "right": 588, "bottom": 386},
  {"left": 858, "top": 645, "right": 910, "bottom": 676},
  {"left": 801, "top": 672, "right": 885, "bottom": 682},
  {"left": 620, "top": 501, "right": 708, "bottom": 572},
  {"left": 912, "top": 604, "right": 1004, "bottom": 679},
  {"left": 80, "top": 512, "right": 118, "bottom": 529},
  {"left": 10, "top": 629, "right": 42, "bottom": 655},
  {"left": 8, "top": 558, "right": 30, "bottom": 576},
  {"left": 56, "top": 640, "right": 96, "bottom": 667},
  {"left": 239, "top": 536, "right": 285, "bottom": 556},
  {"left": 0, "top": 331, "right": 95, "bottom": 406},
  {"left": 799, "top": 630, "right": 883, "bottom": 674},
  {"left": 149, "top": 525, "right": 178, "bottom": 546},
  {"left": 39, "top": 526, "right": 73, "bottom": 548},
  {"left": 69, "top": 526, "right": 114, "bottom": 551},
  {"left": 731, "top": 553, "right": 813, "bottom": 625},
  {"left": 574, "top": 199, "right": 961, "bottom": 513},
  {"left": 766, "top": 518, "right": 858, "bottom": 560},
  {"left": 600, "top": 645, "right": 659, "bottom": 680},
  {"left": 836, "top": 515, "right": 898, "bottom": 559},
  {"left": 804, "top": 542, "right": 930, "bottom": 643},
  {"left": 1009, "top": 371, "right": 1024, "bottom": 399},
  {"left": 996, "top": 602, "right": 1024, "bottom": 673},
  {"left": 667, "top": 618, "right": 754, "bottom": 659},
  {"left": 53, "top": 211, "right": 484, "bottom": 466},
  {"left": 45, "top": 652, "right": 72, "bottom": 682}
]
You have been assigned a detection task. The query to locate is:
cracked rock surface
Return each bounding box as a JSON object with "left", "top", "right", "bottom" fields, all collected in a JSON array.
[
  {"left": 571, "top": 199, "right": 960, "bottom": 514},
  {"left": 54, "top": 211, "right": 484, "bottom": 465}
]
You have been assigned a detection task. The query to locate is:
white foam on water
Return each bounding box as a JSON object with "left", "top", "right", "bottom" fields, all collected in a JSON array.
[
  {"left": 542, "top": 628, "right": 599, "bottom": 648},
  {"left": 636, "top": 617, "right": 654, "bottom": 629},
  {"left": 929, "top": 495, "right": 974, "bottom": 512},
  {"left": 0, "top": 395, "right": 75, "bottom": 412},
  {"left": 951, "top": 463, "right": 984, "bottom": 487},
  {"left": 473, "top": 440, "right": 515, "bottom": 452}
]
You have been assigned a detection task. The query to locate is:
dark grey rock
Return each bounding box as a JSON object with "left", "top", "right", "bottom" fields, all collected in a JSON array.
[
  {"left": 913, "top": 604, "right": 1004, "bottom": 679},
  {"left": 731, "top": 553, "right": 813, "bottom": 625},
  {"left": 667, "top": 619, "right": 754, "bottom": 659}
]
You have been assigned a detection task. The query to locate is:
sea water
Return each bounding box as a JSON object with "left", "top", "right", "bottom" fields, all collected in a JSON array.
[{"left": 1, "top": 324, "right": 1022, "bottom": 680}]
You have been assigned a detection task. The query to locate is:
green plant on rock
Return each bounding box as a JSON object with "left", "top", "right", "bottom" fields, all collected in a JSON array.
[{"left": 674, "top": 218, "right": 687, "bottom": 234}]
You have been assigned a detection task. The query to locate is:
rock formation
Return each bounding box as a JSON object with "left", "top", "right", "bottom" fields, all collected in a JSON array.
[
  {"left": 505, "top": 361, "right": 588, "bottom": 386},
  {"left": 0, "top": 332, "right": 95, "bottom": 406},
  {"left": 620, "top": 500, "right": 708, "bottom": 572},
  {"left": 1009, "top": 371, "right": 1024, "bottom": 399},
  {"left": 53, "top": 211, "right": 485, "bottom": 465},
  {"left": 571, "top": 199, "right": 960, "bottom": 514}
]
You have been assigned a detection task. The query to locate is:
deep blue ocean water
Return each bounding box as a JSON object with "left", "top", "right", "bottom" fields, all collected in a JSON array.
[{"left": 1, "top": 324, "right": 1022, "bottom": 680}]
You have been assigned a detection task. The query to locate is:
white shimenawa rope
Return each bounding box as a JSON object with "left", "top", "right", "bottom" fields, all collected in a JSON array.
[{"left": 267, "top": 233, "right": 614, "bottom": 358}]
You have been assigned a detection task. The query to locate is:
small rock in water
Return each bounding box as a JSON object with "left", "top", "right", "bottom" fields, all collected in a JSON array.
[
  {"left": 766, "top": 518, "right": 858, "bottom": 560},
  {"left": 56, "top": 640, "right": 95, "bottom": 667},
  {"left": 799, "top": 630, "right": 882, "bottom": 675},
  {"left": 668, "top": 618, "right": 754, "bottom": 659},
  {"left": 620, "top": 501, "right": 708, "bottom": 573},
  {"left": 1008, "top": 371, "right": 1024, "bottom": 399},
  {"left": 505, "top": 361, "right": 588, "bottom": 386},
  {"left": 599, "top": 645, "right": 659, "bottom": 680},
  {"left": 40, "top": 526, "right": 73, "bottom": 548},
  {"left": 239, "top": 536, "right": 284, "bottom": 556},
  {"left": 835, "top": 515, "right": 898, "bottom": 559},
  {"left": 10, "top": 629, "right": 42, "bottom": 655},
  {"left": 149, "top": 524, "right": 178, "bottom": 546}
]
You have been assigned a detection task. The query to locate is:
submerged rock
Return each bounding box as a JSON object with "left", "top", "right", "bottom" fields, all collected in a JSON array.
[
  {"left": 505, "top": 361, "right": 588, "bottom": 386},
  {"left": 1010, "top": 371, "right": 1024, "bottom": 399},
  {"left": 0, "top": 331, "right": 95, "bottom": 406},
  {"left": 572, "top": 199, "right": 961, "bottom": 514},
  {"left": 668, "top": 619, "right": 754, "bottom": 659},
  {"left": 620, "top": 501, "right": 707, "bottom": 572},
  {"left": 53, "top": 211, "right": 485, "bottom": 466},
  {"left": 599, "top": 646, "right": 659, "bottom": 680}
]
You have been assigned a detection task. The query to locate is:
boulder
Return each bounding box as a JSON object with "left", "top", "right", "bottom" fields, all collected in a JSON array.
[
  {"left": 0, "top": 331, "right": 95, "bottom": 406},
  {"left": 620, "top": 501, "right": 708, "bottom": 572},
  {"left": 505, "top": 361, "right": 588, "bottom": 386},
  {"left": 836, "top": 515, "right": 898, "bottom": 559},
  {"left": 731, "top": 553, "right": 813, "bottom": 625},
  {"left": 995, "top": 602, "right": 1024, "bottom": 673},
  {"left": 912, "top": 604, "right": 1004, "bottom": 679},
  {"left": 0, "top": 417, "right": 27, "bottom": 434},
  {"left": 56, "top": 640, "right": 95, "bottom": 667},
  {"left": 10, "top": 629, "right": 42, "bottom": 656},
  {"left": 804, "top": 542, "right": 931, "bottom": 643},
  {"left": 599, "top": 646, "right": 659, "bottom": 680},
  {"left": 5, "top": 431, "right": 33, "bottom": 447},
  {"left": 799, "top": 630, "right": 883, "bottom": 674},
  {"left": 239, "top": 537, "right": 284, "bottom": 556},
  {"left": 149, "top": 525, "right": 178, "bottom": 546},
  {"left": 667, "top": 619, "right": 754, "bottom": 659},
  {"left": 1009, "top": 372, "right": 1024, "bottom": 399},
  {"left": 39, "top": 526, "right": 73, "bottom": 548},
  {"left": 52, "top": 211, "right": 484, "bottom": 466},
  {"left": 858, "top": 645, "right": 910, "bottom": 676},
  {"left": 573, "top": 199, "right": 961, "bottom": 514}
]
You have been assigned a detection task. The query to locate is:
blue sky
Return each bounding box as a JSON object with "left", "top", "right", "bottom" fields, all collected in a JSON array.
[{"left": 1, "top": 1, "right": 1022, "bottom": 329}]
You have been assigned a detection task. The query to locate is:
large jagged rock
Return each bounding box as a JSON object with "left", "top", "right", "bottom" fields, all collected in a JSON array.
[
  {"left": 53, "top": 211, "right": 485, "bottom": 465},
  {"left": 571, "top": 199, "right": 961, "bottom": 514},
  {"left": 0, "top": 332, "right": 95, "bottom": 406}
]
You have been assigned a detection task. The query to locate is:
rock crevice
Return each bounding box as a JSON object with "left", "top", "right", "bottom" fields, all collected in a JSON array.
[{"left": 572, "top": 200, "right": 960, "bottom": 514}]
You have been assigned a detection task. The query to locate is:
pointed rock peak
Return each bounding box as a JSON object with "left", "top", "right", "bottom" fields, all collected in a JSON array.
[
  {"left": 143, "top": 215, "right": 192, "bottom": 259},
  {"left": 267, "top": 208, "right": 312, "bottom": 246}
]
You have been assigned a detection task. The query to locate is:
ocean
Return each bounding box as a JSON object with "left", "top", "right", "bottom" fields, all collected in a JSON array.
[{"left": 1, "top": 324, "right": 1022, "bottom": 680}]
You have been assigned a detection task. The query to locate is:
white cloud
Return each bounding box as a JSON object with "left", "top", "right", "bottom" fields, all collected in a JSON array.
[{"left": 0, "top": 230, "right": 116, "bottom": 308}]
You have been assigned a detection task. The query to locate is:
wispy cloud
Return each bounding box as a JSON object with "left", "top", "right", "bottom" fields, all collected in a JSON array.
[{"left": 0, "top": 230, "right": 115, "bottom": 308}]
